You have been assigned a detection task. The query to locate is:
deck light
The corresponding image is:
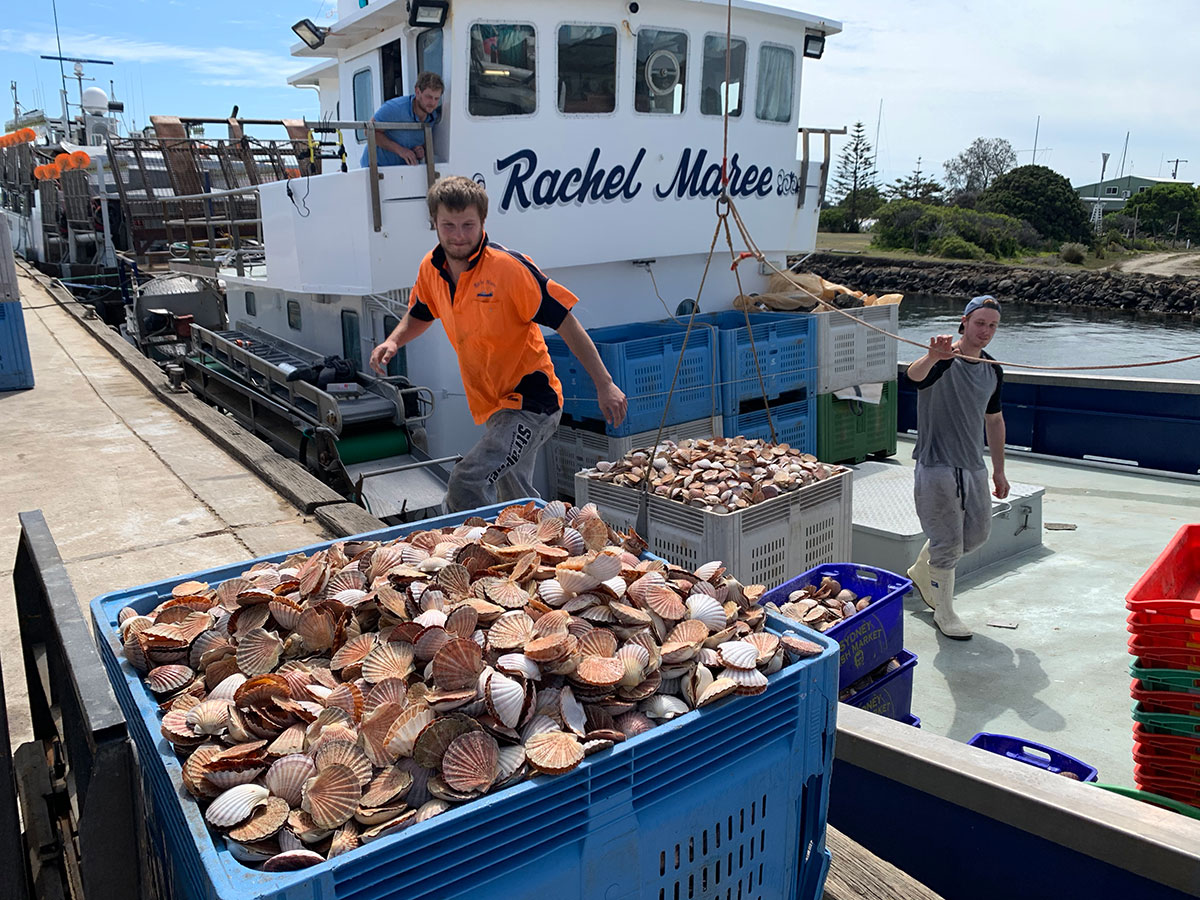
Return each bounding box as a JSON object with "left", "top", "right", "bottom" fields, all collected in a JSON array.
[
  {"left": 292, "top": 18, "right": 329, "bottom": 50},
  {"left": 803, "top": 32, "right": 826, "bottom": 59},
  {"left": 408, "top": 0, "right": 449, "bottom": 28}
]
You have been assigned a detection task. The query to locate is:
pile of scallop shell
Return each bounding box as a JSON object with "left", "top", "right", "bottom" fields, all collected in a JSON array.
[
  {"left": 584, "top": 437, "right": 842, "bottom": 513},
  {"left": 118, "top": 501, "right": 823, "bottom": 872},
  {"left": 764, "top": 575, "right": 872, "bottom": 633}
]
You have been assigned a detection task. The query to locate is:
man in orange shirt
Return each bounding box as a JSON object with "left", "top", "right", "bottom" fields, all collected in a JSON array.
[{"left": 370, "top": 175, "right": 627, "bottom": 512}]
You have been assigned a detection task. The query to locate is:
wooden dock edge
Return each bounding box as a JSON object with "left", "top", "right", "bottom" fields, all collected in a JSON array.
[{"left": 18, "top": 262, "right": 388, "bottom": 538}]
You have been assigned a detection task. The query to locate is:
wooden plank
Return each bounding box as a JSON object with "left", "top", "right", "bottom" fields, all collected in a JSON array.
[
  {"left": 823, "top": 826, "right": 945, "bottom": 900},
  {"left": 315, "top": 503, "right": 390, "bottom": 538}
]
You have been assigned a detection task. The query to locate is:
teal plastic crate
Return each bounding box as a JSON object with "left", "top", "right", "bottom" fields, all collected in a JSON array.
[
  {"left": 91, "top": 501, "right": 839, "bottom": 900},
  {"left": 668, "top": 311, "right": 814, "bottom": 416},
  {"left": 723, "top": 396, "right": 816, "bottom": 454},
  {"left": 545, "top": 323, "right": 716, "bottom": 437},
  {"left": 0, "top": 301, "right": 34, "bottom": 391}
]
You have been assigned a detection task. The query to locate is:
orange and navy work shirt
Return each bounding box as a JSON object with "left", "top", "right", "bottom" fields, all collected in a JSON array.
[{"left": 407, "top": 234, "right": 578, "bottom": 425}]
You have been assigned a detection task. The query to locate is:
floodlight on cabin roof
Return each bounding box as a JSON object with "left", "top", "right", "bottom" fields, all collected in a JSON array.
[
  {"left": 292, "top": 18, "right": 329, "bottom": 50},
  {"left": 408, "top": 0, "right": 449, "bottom": 28},
  {"left": 803, "top": 31, "right": 826, "bottom": 60}
]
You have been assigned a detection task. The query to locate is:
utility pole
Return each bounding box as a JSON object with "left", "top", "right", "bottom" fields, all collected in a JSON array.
[
  {"left": 1167, "top": 158, "right": 1188, "bottom": 179},
  {"left": 1031, "top": 115, "right": 1039, "bottom": 163},
  {"left": 1117, "top": 131, "right": 1130, "bottom": 178}
]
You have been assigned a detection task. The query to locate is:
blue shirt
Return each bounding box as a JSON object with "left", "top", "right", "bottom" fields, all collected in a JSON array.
[{"left": 360, "top": 94, "right": 441, "bottom": 167}]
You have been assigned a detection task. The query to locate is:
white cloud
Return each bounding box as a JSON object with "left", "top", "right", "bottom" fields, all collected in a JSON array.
[
  {"left": 786, "top": 0, "right": 1200, "bottom": 184},
  {"left": 0, "top": 28, "right": 298, "bottom": 91}
]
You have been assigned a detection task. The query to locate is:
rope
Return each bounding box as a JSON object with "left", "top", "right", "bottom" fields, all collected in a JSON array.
[{"left": 730, "top": 221, "right": 1200, "bottom": 372}]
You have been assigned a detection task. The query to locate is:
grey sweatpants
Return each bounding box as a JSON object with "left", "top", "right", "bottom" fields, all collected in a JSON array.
[
  {"left": 913, "top": 463, "right": 992, "bottom": 570},
  {"left": 444, "top": 408, "right": 562, "bottom": 513}
]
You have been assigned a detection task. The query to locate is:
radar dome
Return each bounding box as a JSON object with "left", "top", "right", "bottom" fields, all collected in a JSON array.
[{"left": 81, "top": 86, "right": 109, "bottom": 115}]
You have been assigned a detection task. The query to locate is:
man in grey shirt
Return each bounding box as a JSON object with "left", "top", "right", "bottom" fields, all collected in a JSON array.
[{"left": 905, "top": 296, "right": 1010, "bottom": 639}]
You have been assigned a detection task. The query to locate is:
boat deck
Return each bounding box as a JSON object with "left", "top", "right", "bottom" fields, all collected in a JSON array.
[{"left": 876, "top": 435, "right": 1200, "bottom": 788}]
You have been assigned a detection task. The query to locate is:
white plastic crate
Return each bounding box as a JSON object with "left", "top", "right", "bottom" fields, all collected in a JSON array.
[
  {"left": 575, "top": 467, "right": 852, "bottom": 587},
  {"left": 811, "top": 304, "right": 899, "bottom": 395},
  {"left": 547, "top": 416, "right": 722, "bottom": 501}
]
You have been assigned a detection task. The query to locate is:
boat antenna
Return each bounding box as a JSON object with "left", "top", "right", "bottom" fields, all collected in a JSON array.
[{"left": 872, "top": 98, "right": 882, "bottom": 169}]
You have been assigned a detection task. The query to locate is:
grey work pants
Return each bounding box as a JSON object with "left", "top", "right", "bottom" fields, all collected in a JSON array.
[
  {"left": 444, "top": 408, "right": 561, "bottom": 513},
  {"left": 913, "top": 462, "right": 992, "bottom": 570}
]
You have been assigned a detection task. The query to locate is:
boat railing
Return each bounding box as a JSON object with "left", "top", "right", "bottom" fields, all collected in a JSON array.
[
  {"left": 797, "top": 126, "right": 847, "bottom": 210},
  {"left": 307, "top": 119, "right": 437, "bottom": 232}
]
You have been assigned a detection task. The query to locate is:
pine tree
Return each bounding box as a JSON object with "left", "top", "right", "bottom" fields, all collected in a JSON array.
[
  {"left": 831, "top": 122, "right": 880, "bottom": 231},
  {"left": 886, "top": 157, "right": 944, "bottom": 204}
]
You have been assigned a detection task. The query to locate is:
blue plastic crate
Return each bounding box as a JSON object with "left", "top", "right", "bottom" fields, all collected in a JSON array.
[
  {"left": 842, "top": 649, "right": 917, "bottom": 721},
  {"left": 0, "top": 301, "right": 35, "bottom": 391},
  {"left": 904, "top": 714, "right": 922, "bottom": 728},
  {"left": 763, "top": 562, "right": 913, "bottom": 688},
  {"left": 967, "top": 733, "right": 1099, "bottom": 782},
  {"left": 723, "top": 397, "right": 815, "bottom": 454},
  {"left": 91, "top": 501, "right": 840, "bottom": 900},
  {"left": 666, "top": 311, "right": 814, "bottom": 416},
  {"left": 545, "top": 322, "right": 717, "bottom": 437}
]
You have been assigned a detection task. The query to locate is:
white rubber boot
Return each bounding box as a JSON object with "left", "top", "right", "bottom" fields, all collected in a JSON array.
[
  {"left": 930, "top": 566, "right": 972, "bottom": 640},
  {"left": 907, "top": 541, "right": 935, "bottom": 610}
]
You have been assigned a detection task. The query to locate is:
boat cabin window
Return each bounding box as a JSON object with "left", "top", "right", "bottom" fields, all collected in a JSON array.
[
  {"left": 701, "top": 35, "right": 745, "bottom": 117},
  {"left": 755, "top": 44, "right": 795, "bottom": 123},
  {"left": 469, "top": 24, "right": 537, "bottom": 117},
  {"left": 352, "top": 68, "right": 373, "bottom": 141},
  {"left": 341, "top": 310, "right": 363, "bottom": 370},
  {"left": 287, "top": 299, "right": 302, "bottom": 331},
  {"left": 417, "top": 29, "right": 444, "bottom": 80},
  {"left": 635, "top": 28, "right": 688, "bottom": 114},
  {"left": 557, "top": 25, "right": 617, "bottom": 114},
  {"left": 244, "top": 291, "right": 256, "bottom": 316},
  {"left": 380, "top": 38, "right": 404, "bottom": 102},
  {"left": 383, "top": 314, "right": 407, "bottom": 377}
]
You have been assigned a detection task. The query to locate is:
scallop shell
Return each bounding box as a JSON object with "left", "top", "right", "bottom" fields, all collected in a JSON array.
[
  {"left": 496, "top": 653, "right": 542, "bottom": 681},
  {"left": 614, "top": 710, "right": 656, "bottom": 738},
  {"left": 781, "top": 635, "right": 823, "bottom": 660},
  {"left": 445, "top": 604, "right": 479, "bottom": 639},
  {"left": 301, "top": 763, "right": 361, "bottom": 829},
  {"left": 313, "top": 740, "right": 373, "bottom": 790},
  {"left": 641, "top": 694, "right": 689, "bottom": 720},
  {"left": 694, "top": 560, "right": 724, "bottom": 582},
  {"left": 227, "top": 796, "right": 290, "bottom": 843},
  {"left": 361, "top": 765, "right": 414, "bottom": 809},
  {"left": 744, "top": 632, "right": 780, "bottom": 665},
  {"left": 525, "top": 731, "right": 584, "bottom": 774},
  {"left": 146, "top": 664, "right": 194, "bottom": 694},
  {"left": 361, "top": 642, "right": 415, "bottom": 684},
  {"left": 264, "top": 754, "right": 316, "bottom": 807},
  {"left": 697, "top": 676, "right": 739, "bottom": 707},
  {"left": 643, "top": 584, "right": 687, "bottom": 621},
  {"left": 559, "top": 686, "right": 588, "bottom": 736},
  {"left": 414, "top": 608, "right": 448, "bottom": 629},
  {"left": 330, "top": 633, "right": 376, "bottom": 671},
  {"left": 574, "top": 655, "right": 625, "bottom": 688},
  {"left": 720, "top": 666, "right": 769, "bottom": 695},
  {"left": 484, "top": 671, "right": 527, "bottom": 729},
  {"left": 413, "top": 625, "right": 452, "bottom": 661},
  {"left": 686, "top": 594, "right": 728, "bottom": 632},
  {"left": 359, "top": 810, "right": 418, "bottom": 844},
  {"left": 441, "top": 731, "right": 500, "bottom": 792},
  {"left": 184, "top": 698, "right": 231, "bottom": 736},
  {"left": 716, "top": 641, "right": 759, "bottom": 670},
  {"left": 325, "top": 682, "right": 365, "bottom": 723},
  {"left": 234, "top": 627, "right": 284, "bottom": 678},
  {"left": 577, "top": 629, "right": 617, "bottom": 658},
  {"left": 262, "top": 849, "right": 325, "bottom": 871},
  {"left": 495, "top": 744, "right": 527, "bottom": 785},
  {"left": 327, "top": 821, "right": 361, "bottom": 859},
  {"left": 556, "top": 568, "right": 601, "bottom": 597},
  {"left": 385, "top": 705, "right": 437, "bottom": 759},
  {"left": 206, "top": 783, "right": 270, "bottom": 828},
  {"left": 431, "top": 638, "right": 485, "bottom": 691}
]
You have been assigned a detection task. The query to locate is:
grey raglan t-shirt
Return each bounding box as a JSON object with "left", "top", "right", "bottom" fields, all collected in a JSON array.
[{"left": 910, "top": 352, "right": 1004, "bottom": 470}]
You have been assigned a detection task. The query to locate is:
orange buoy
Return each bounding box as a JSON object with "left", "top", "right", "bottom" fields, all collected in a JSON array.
[
  {"left": 20, "top": 128, "right": 36, "bottom": 142},
  {"left": 71, "top": 150, "right": 91, "bottom": 168},
  {"left": 55, "top": 152, "right": 74, "bottom": 169}
]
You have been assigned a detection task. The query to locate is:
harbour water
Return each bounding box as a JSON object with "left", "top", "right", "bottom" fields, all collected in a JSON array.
[{"left": 895, "top": 294, "right": 1200, "bottom": 381}]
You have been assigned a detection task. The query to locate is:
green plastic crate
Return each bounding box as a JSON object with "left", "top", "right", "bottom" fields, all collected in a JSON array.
[
  {"left": 816, "top": 381, "right": 898, "bottom": 464},
  {"left": 1131, "top": 661, "right": 1200, "bottom": 695}
]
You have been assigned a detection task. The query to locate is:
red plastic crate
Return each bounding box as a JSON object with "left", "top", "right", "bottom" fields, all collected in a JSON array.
[
  {"left": 1131, "top": 686, "right": 1200, "bottom": 717},
  {"left": 1133, "top": 723, "right": 1200, "bottom": 762},
  {"left": 1134, "top": 767, "right": 1200, "bottom": 807},
  {"left": 1133, "top": 746, "right": 1200, "bottom": 781},
  {"left": 1128, "top": 637, "right": 1200, "bottom": 672},
  {"left": 1126, "top": 524, "right": 1200, "bottom": 607}
]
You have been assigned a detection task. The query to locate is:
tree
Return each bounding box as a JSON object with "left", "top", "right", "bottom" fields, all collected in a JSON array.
[
  {"left": 943, "top": 137, "right": 1017, "bottom": 200},
  {"left": 977, "top": 164, "right": 1091, "bottom": 244},
  {"left": 831, "top": 121, "right": 879, "bottom": 231},
  {"left": 886, "top": 157, "right": 944, "bottom": 204},
  {"left": 1121, "top": 182, "right": 1200, "bottom": 240}
]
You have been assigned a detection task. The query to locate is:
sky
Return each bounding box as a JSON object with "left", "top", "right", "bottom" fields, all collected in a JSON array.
[{"left": 3, "top": 0, "right": 1198, "bottom": 188}]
